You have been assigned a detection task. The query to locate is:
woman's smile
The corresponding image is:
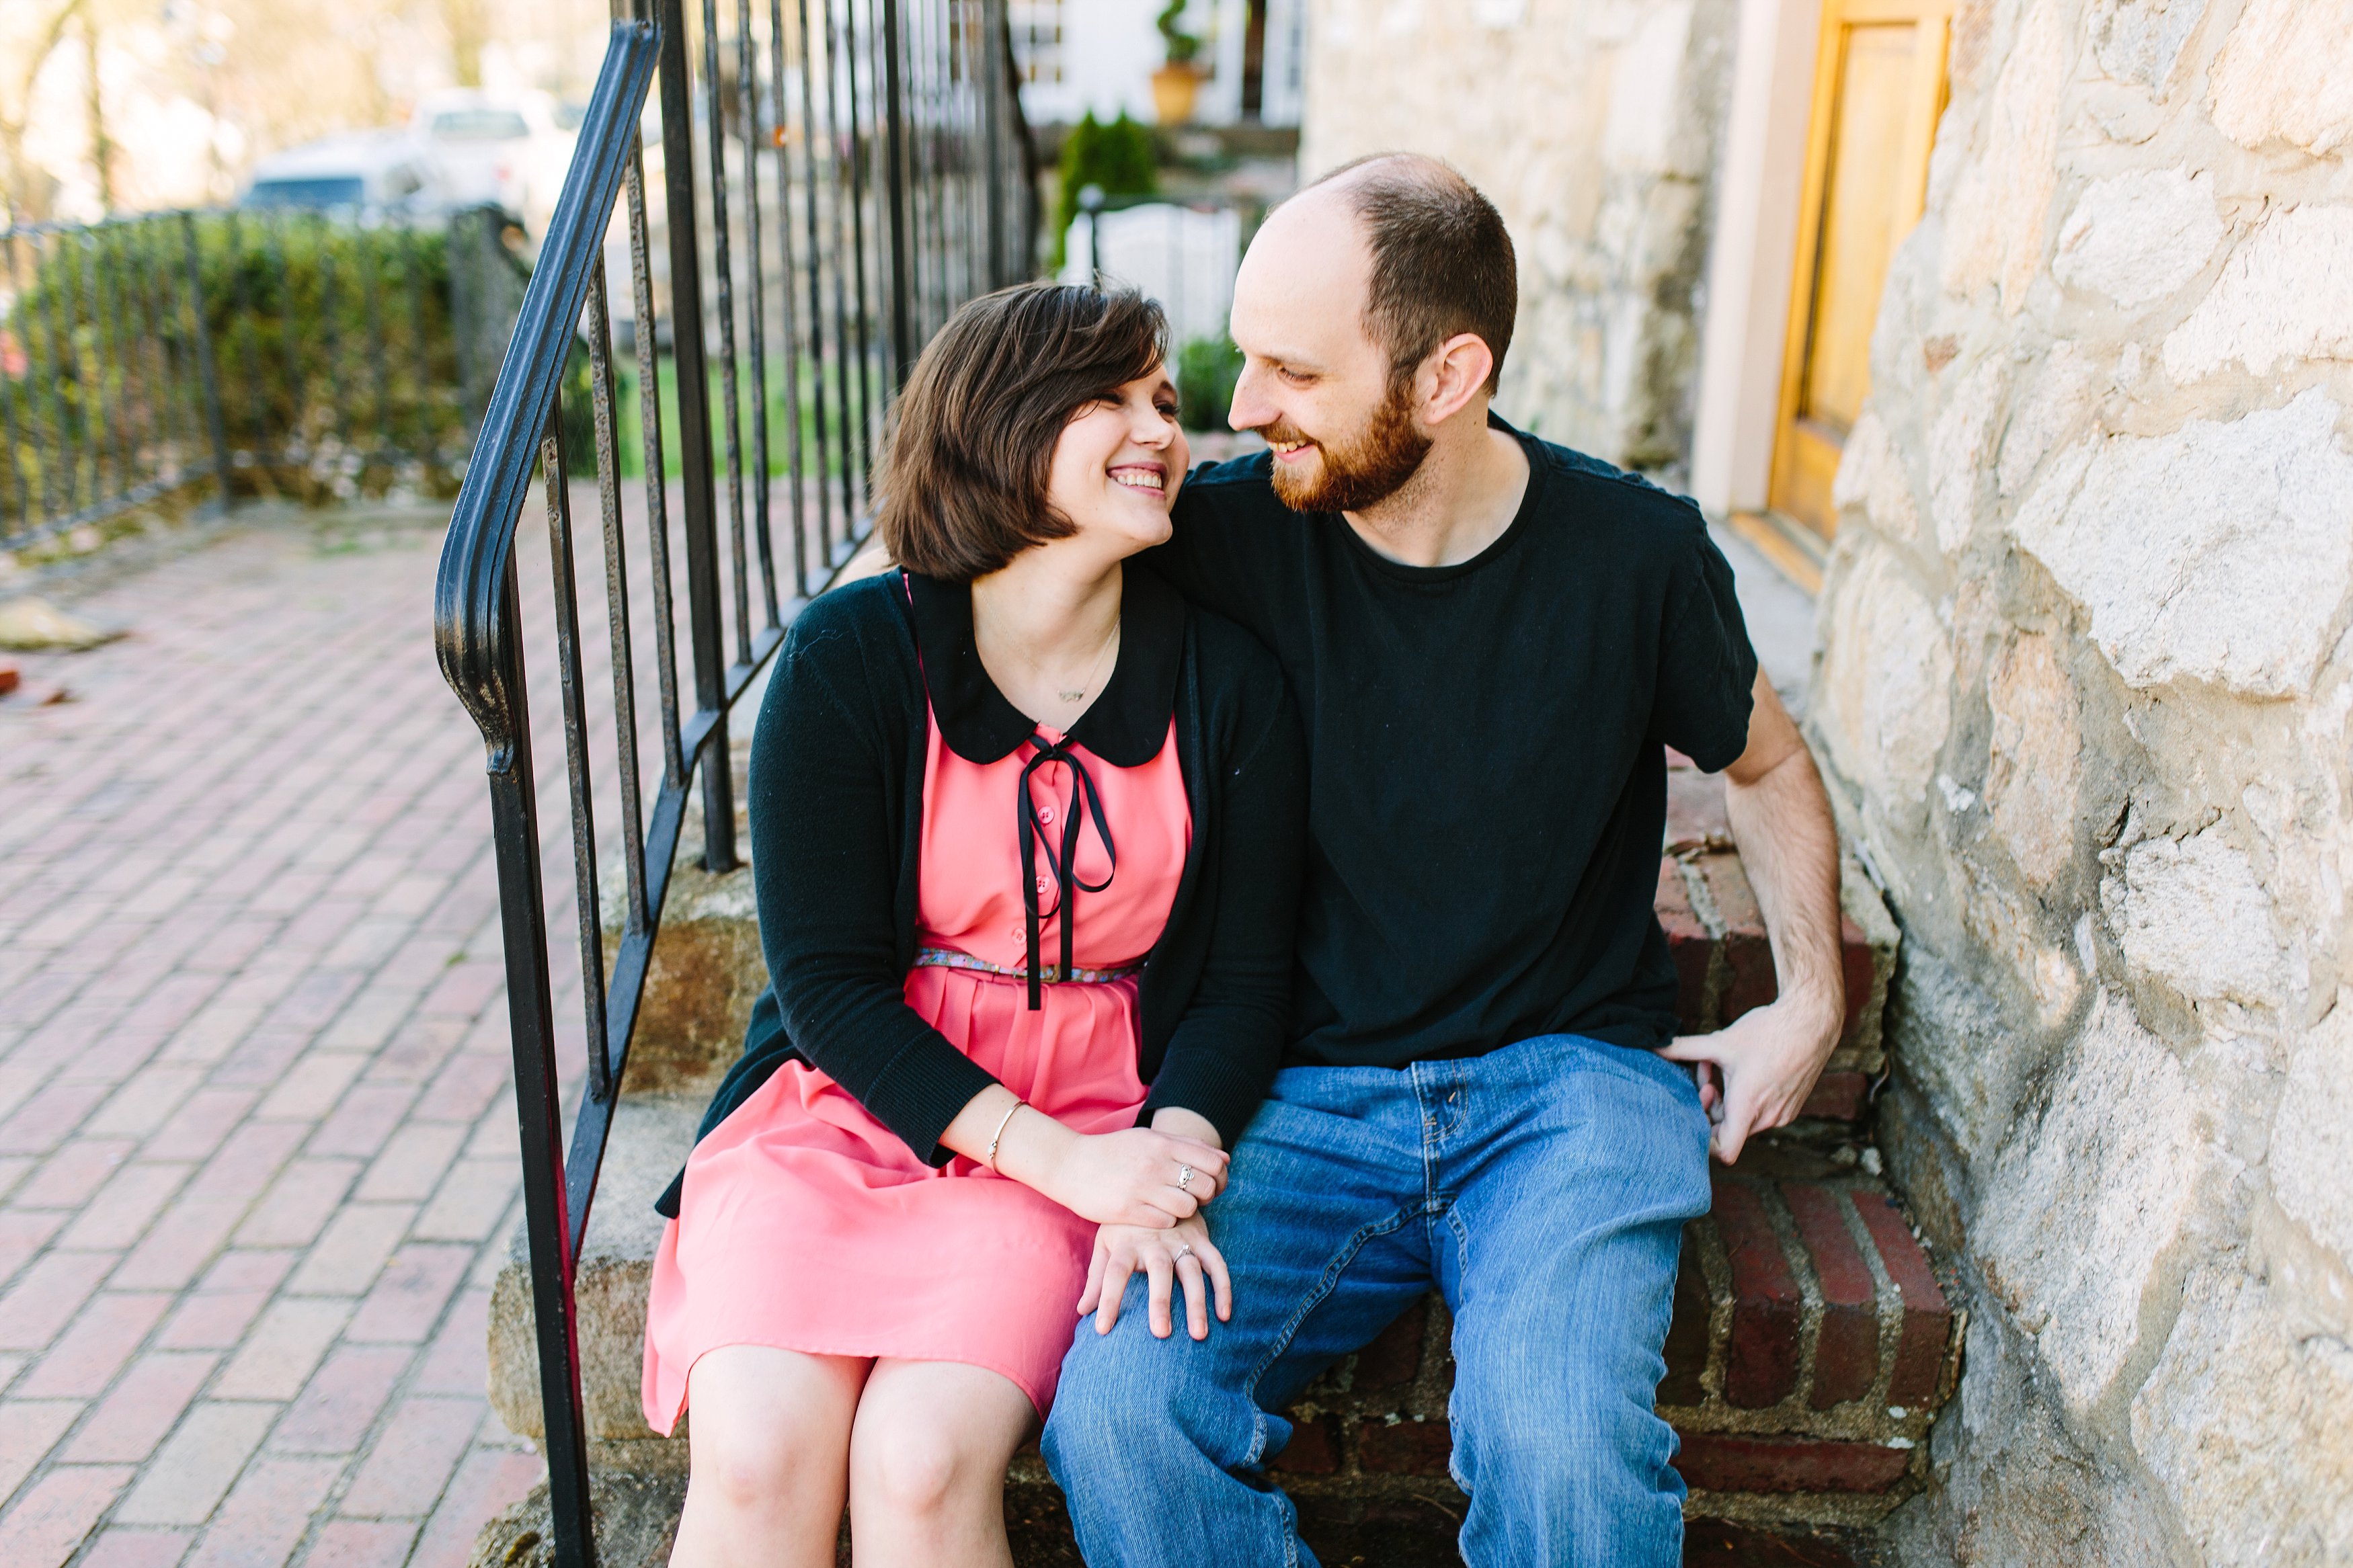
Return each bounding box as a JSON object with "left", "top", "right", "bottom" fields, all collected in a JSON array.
[{"left": 1109, "top": 461, "right": 1168, "bottom": 495}]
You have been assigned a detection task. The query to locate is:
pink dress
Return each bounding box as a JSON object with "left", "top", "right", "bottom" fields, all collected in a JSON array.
[{"left": 641, "top": 709, "right": 1191, "bottom": 1424}]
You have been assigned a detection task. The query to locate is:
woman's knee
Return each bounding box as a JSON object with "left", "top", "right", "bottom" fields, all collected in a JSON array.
[
  {"left": 850, "top": 1410, "right": 999, "bottom": 1519},
  {"left": 684, "top": 1348, "right": 859, "bottom": 1519}
]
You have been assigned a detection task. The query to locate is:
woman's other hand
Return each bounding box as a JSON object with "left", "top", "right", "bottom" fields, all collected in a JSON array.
[
  {"left": 1080, "top": 1216, "right": 1230, "bottom": 1340},
  {"left": 1019, "top": 1124, "right": 1228, "bottom": 1229}
]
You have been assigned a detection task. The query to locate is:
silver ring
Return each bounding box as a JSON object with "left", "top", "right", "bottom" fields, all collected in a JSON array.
[
  {"left": 1177, "top": 1163, "right": 1195, "bottom": 1192},
  {"left": 1174, "top": 1243, "right": 1195, "bottom": 1263}
]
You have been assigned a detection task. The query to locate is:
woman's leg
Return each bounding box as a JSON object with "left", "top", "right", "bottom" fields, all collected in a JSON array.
[
  {"left": 670, "top": 1344, "right": 869, "bottom": 1568},
  {"left": 845, "top": 1359, "right": 1034, "bottom": 1567}
]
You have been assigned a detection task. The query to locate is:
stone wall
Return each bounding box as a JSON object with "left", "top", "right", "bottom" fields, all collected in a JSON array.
[
  {"left": 1810, "top": 0, "right": 2353, "bottom": 1561},
  {"left": 1296, "top": 0, "right": 1737, "bottom": 473}
]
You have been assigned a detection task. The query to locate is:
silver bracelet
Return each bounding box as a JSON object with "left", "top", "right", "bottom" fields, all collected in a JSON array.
[{"left": 985, "top": 1098, "right": 1027, "bottom": 1173}]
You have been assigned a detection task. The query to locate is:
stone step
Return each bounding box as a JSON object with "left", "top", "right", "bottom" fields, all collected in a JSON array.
[{"left": 485, "top": 1097, "right": 1958, "bottom": 1543}]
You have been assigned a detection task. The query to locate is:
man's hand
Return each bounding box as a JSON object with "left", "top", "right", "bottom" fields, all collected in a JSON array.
[
  {"left": 1659, "top": 988, "right": 1842, "bottom": 1163},
  {"left": 1658, "top": 669, "right": 1845, "bottom": 1163}
]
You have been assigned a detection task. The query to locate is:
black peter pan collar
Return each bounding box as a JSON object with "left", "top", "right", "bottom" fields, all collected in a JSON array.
[{"left": 901, "top": 565, "right": 1185, "bottom": 767}]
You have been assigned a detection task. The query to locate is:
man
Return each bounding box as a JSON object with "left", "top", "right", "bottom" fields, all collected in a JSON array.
[{"left": 1041, "top": 155, "right": 1847, "bottom": 1565}]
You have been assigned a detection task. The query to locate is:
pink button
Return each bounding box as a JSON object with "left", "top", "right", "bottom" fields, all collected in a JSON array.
[{"left": 1037, "top": 805, "right": 1055, "bottom": 824}]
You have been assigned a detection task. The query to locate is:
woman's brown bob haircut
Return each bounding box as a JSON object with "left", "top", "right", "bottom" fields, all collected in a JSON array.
[{"left": 877, "top": 282, "right": 1168, "bottom": 582}]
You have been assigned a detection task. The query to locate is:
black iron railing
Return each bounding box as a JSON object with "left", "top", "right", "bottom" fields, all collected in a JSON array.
[
  {"left": 0, "top": 204, "right": 523, "bottom": 553},
  {"left": 432, "top": 1, "right": 1032, "bottom": 1563}
]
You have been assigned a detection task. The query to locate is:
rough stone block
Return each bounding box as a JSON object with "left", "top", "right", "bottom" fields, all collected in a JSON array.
[
  {"left": 487, "top": 1097, "right": 699, "bottom": 1445},
  {"left": 2013, "top": 389, "right": 2353, "bottom": 700},
  {"left": 604, "top": 755, "right": 764, "bottom": 1100}
]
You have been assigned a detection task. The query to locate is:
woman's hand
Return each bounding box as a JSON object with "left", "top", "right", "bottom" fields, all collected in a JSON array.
[
  {"left": 1019, "top": 1124, "right": 1229, "bottom": 1229},
  {"left": 940, "top": 1089, "right": 1230, "bottom": 1227},
  {"left": 1080, "top": 1215, "right": 1231, "bottom": 1340}
]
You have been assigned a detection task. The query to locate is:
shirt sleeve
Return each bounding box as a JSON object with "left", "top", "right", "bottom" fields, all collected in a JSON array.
[
  {"left": 1140, "top": 464, "right": 1281, "bottom": 642},
  {"left": 1648, "top": 530, "right": 1759, "bottom": 773}
]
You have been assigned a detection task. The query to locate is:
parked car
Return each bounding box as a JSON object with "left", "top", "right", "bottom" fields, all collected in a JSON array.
[
  {"left": 409, "top": 89, "right": 575, "bottom": 236},
  {"left": 241, "top": 131, "right": 446, "bottom": 214}
]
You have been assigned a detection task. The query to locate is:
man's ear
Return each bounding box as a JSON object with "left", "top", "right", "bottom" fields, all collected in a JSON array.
[{"left": 1418, "top": 332, "right": 1497, "bottom": 426}]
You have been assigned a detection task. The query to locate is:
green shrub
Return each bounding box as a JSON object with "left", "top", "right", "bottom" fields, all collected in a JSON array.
[
  {"left": 1, "top": 207, "right": 523, "bottom": 530},
  {"left": 1176, "top": 335, "right": 1242, "bottom": 431},
  {"left": 1052, "top": 110, "right": 1158, "bottom": 268}
]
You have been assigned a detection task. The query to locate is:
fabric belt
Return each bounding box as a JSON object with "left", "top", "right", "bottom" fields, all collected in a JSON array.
[{"left": 911, "top": 945, "right": 1141, "bottom": 987}]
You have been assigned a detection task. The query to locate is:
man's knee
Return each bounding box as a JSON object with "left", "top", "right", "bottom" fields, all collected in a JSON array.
[
  {"left": 1447, "top": 1349, "right": 1683, "bottom": 1555},
  {"left": 1047, "top": 1319, "right": 1191, "bottom": 1462},
  {"left": 1047, "top": 1298, "right": 1259, "bottom": 1481}
]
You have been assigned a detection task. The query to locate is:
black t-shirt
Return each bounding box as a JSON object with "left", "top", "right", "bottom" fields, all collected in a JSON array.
[{"left": 1149, "top": 419, "right": 1757, "bottom": 1069}]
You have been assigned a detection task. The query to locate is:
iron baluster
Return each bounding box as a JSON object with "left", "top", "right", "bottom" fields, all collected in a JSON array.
[
  {"left": 735, "top": 0, "right": 783, "bottom": 629},
  {"left": 699, "top": 0, "right": 756, "bottom": 675},
  {"left": 881, "top": 0, "right": 912, "bottom": 390},
  {"left": 584, "top": 261, "right": 654, "bottom": 959},
  {"left": 655, "top": 0, "right": 740, "bottom": 872},
  {"left": 840, "top": 0, "right": 876, "bottom": 514},
  {"left": 764, "top": 0, "right": 813, "bottom": 600},
  {"left": 821, "top": 0, "right": 859, "bottom": 545},
  {"left": 795, "top": 0, "right": 840, "bottom": 572},
  {"left": 623, "top": 136, "right": 686, "bottom": 793},
  {"left": 483, "top": 552, "right": 600, "bottom": 1568},
  {"left": 541, "top": 405, "right": 613, "bottom": 1108}
]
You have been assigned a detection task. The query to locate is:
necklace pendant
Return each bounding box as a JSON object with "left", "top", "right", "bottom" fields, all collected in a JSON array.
[{"left": 1058, "top": 688, "right": 1086, "bottom": 702}]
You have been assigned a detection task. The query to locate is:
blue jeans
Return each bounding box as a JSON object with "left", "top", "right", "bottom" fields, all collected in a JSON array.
[{"left": 1043, "top": 1033, "right": 1711, "bottom": 1567}]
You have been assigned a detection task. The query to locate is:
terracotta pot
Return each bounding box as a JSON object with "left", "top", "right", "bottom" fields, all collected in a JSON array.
[{"left": 1150, "top": 63, "right": 1203, "bottom": 126}]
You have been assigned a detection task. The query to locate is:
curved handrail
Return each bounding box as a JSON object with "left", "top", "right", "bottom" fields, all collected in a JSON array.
[{"left": 433, "top": 17, "right": 661, "bottom": 766}]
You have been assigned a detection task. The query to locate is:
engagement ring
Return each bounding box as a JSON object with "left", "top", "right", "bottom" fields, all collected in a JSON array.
[
  {"left": 1174, "top": 1244, "right": 1195, "bottom": 1262},
  {"left": 1177, "top": 1163, "right": 1195, "bottom": 1192}
]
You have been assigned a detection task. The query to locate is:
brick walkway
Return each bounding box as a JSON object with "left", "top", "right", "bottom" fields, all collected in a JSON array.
[{"left": 0, "top": 512, "right": 549, "bottom": 1568}]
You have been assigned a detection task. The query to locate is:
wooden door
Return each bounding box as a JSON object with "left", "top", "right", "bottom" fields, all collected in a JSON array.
[{"left": 1769, "top": 0, "right": 1950, "bottom": 539}]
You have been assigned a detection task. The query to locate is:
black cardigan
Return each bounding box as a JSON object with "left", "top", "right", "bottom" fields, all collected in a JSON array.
[{"left": 655, "top": 565, "right": 1305, "bottom": 1216}]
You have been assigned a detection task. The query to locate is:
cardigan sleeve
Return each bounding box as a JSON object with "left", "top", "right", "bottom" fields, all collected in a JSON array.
[
  {"left": 1138, "top": 675, "right": 1306, "bottom": 1146},
  {"left": 747, "top": 612, "right": 1000, "bottom": 1166}
]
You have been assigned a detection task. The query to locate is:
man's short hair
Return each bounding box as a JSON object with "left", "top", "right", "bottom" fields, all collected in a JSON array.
[
  {"left": 1308, "top": 154, "right": 1517, "bottom": 395},
  {"left": 877, "top": 282, "right": 1167, "bottom": 581}
]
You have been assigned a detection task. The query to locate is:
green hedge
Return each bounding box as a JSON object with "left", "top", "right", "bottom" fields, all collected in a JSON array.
[{"left": 1, "top": 207, "right": 523, "bottom": 536}]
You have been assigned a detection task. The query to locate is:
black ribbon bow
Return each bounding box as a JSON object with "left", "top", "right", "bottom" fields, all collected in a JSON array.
[{"left": 1016, "top": 732, "right": 1118, "bottom": 1008}]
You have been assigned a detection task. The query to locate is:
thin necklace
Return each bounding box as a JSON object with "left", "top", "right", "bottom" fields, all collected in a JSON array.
[{"left": 1057, "top": 622, "right": 1119, "bottom": 706}]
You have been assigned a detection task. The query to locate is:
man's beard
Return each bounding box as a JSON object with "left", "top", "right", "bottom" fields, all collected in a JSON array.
[{"left": 1263, "top": 374, "right": 1432, "bottom": 513}]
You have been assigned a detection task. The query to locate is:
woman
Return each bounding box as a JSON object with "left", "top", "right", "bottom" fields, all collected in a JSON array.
[{"left": 641, "top": 282, "right": 1306, "bottom": 1567}]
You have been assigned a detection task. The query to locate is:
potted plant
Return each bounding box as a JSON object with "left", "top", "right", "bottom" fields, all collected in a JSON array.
[{"left": 1151, "top": 1, "right": 1204, "bottom": 125}]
